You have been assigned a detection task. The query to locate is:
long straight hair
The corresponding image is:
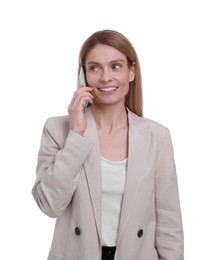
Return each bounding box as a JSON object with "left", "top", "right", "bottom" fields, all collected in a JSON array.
[{"left": 78, "top": 30, "right": 143, "bottom": 117}]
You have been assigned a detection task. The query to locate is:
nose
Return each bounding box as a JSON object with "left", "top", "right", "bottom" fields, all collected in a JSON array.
[{"left": 100, "top": 68, "right": 112, "bottom": 83}]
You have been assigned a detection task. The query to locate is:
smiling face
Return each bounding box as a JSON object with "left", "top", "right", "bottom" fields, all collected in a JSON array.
[{"left": 85, "top": 44, "right": 135, "bottom": 107}]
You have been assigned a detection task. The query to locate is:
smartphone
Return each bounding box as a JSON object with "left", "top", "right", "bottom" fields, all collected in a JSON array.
[{"left": 78, "top": 66, "right": 88, "bottom": 111}]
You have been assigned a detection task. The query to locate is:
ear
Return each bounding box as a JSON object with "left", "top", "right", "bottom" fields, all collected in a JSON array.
[{"left": 129, "top": 62, "right": 135, "bottom": 82}]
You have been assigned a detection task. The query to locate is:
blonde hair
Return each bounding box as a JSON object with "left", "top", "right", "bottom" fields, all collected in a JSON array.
[{"left": 78, "top": 29, "right": 143, "bottom": 116}]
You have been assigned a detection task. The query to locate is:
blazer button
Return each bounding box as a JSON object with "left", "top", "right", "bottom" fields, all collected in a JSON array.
[
  {"left": 75, "top": 227, "right": 81, "bottom": 236},
  {"left": 137, "top": 229, "right": 143, "bottom": 238}
]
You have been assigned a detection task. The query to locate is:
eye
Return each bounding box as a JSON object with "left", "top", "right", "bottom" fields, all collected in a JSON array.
[
  {"left": 89, "top": 65, "right": 99, "bottom": 72},
  {"left": 112, "top": 63, "right": 122, "bottom": 70}
]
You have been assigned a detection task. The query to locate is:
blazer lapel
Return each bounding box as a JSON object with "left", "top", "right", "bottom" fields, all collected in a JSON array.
[
  {"left": 83, "top": 108, "right": 102, "bottom": 242},
  {"left": 82, "top": 108, "right": 151, "bottom": 245},
  {"left": 117, "top": 110, "right": 151, "bottom": 245}
]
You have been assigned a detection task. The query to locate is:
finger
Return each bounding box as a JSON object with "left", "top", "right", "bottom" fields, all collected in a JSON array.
[
  {"left": 74, "top": 86, "right": 92, "bottom": 95},
  {"left": 69, "top": 88, "right": 93, "bottom": 106},
  {"left": 68, "top": 93, "right": 94, "bottom": 113},
  {"left": 73, "top": 92, "right": 94, "bottom": 106}
]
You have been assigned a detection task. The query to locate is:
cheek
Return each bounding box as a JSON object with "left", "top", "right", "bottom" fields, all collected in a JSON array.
[
  {"left": 122, "top": 73, "right": 132, "bottom": 85},
  {"left": 86, "top": 74, "right": 98, "bottom": 87}
]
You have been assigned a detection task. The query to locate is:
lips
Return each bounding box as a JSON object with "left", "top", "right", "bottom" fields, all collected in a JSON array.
[{"left": 98, "top": 87, "right": 118, "bottom": 92}]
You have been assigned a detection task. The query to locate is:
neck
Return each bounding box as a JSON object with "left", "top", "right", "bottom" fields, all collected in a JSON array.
[{"left": 91, "top": 104, "right": 128, "bottom": 135}]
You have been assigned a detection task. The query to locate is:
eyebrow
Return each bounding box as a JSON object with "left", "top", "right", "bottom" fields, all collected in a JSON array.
[{"left": 86, "top": 59, "right": 125, "bottom": 65}]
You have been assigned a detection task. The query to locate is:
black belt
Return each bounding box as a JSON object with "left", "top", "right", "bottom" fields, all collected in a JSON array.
[{"left": 102, "top": 246, "right": 116, "bottom": 260}]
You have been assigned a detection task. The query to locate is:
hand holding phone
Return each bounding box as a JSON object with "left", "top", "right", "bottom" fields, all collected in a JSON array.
[
  {"left": 79, "top": 66, "right": 88, "bottom": 111},
  {"left": 68, "top": 66, "right": 93, "bottom": 134}
]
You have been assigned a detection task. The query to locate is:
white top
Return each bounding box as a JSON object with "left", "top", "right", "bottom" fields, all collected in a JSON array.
[{"left": 101, "top": 156, "right": 127, "bottom": 246}]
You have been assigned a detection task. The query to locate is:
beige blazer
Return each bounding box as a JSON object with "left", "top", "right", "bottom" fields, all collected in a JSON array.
[{"left": 32, "top": 108, "right": 184, "bottom": 260}]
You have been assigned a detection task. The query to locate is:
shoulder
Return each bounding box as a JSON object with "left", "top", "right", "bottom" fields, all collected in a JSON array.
[
  {"left": 42, "top": 115, "right": 70, "bottom": 147},
  {"left": 128, "top": 109, "right": 169, "bottom": 136},
  {"left": 44, "top": 115, "right": 69, "bottom": 135},
  {"left": 128, "top": 111, "right": 173, "bottom": 153},
  {"left": 44, "top": 115, "right": 69, "bottom": 130},
  {"left": 143, "top": 117, "right": 168, "bottom": 135}
]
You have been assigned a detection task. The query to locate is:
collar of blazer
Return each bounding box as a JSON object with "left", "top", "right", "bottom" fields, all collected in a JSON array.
[{"left": 83, "top": 107, "right": 151, "bottom": 245}]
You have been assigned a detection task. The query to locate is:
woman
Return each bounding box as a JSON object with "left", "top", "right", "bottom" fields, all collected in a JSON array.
[{"left": 32, "top": 29, "right": 184, "bottom": 260}]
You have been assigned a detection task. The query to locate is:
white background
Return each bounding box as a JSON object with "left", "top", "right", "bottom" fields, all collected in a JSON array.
[{"left": 0, "top": 0, "right": 216, "bottom": 259}]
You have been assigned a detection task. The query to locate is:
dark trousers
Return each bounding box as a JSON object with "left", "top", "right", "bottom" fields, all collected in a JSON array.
[{"left": 101, "top": 247, "right": 116, "bottom": 260}]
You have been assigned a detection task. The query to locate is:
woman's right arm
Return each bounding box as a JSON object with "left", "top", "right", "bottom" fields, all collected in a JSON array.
[
  {"left": 32, "top": 87, "right": 94, "bottom": 217},
  {"left": 32, "top": 117, "right": 93, "bottom": 218}
]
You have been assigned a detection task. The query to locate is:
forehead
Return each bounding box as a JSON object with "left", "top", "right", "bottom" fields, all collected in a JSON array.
[{"left": 85, "top": 44, "right": 127, "bottom": 64}]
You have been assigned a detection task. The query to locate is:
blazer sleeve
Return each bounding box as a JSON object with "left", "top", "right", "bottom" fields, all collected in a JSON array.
[
  {"left": 155, "top": 128, "right": 184, "bottom": 260},
  {"left": 32, "top": 117, "right": 94, "bottom": 218}
]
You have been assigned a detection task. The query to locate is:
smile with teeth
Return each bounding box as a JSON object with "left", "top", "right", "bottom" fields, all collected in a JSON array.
[{"left": 98, "top": 87, "right": 118, "bottom": 92}]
